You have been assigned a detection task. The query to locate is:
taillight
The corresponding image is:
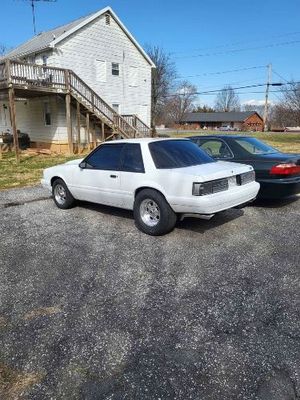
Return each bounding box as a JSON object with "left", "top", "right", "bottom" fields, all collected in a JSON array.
[{"left": 270, "top": 163, "right": 300, "bottom": 176}]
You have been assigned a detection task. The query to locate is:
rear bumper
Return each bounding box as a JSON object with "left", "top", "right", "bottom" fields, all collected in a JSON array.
[
  {"left": 169, "top": 181, "right": 260, "bottom": 214},
  {"left": 258, "top": 176, "right": 300, "bottom": 199}
]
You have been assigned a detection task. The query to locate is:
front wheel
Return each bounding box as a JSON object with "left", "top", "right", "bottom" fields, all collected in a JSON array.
[
  {"left": 133, "top": 189, "right": 177, "bottom": 236},
  {"left": 52, "top": 178, "right": 75, "bottom": 209}
]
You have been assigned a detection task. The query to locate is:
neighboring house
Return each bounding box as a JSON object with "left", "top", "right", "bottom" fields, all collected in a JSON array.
[
  {"left": 181, "top": 111, "right": 264, "bottom": 131},
  {"left": 0, "top": 7, "right": 155, "bottom": 152}
]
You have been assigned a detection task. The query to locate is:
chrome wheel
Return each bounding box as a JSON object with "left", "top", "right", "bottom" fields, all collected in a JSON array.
[
  {"left": 54, "top": 184, "right": 67, "bottom": 205},
  {"left": 140, "top": 198, "right": 160, "bottom": 227}
]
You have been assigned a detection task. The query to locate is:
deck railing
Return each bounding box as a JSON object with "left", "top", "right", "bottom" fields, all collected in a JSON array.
[
  {"left": 0, "top": 60, "right": 141, "bottom": 138},
  {"left": 122, "top": 114, "right": 151, "bottom": 136}
]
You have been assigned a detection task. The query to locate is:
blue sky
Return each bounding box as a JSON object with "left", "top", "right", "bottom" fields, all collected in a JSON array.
[{"left": 2, "top": 0, "right": 300, "bottom": 107}]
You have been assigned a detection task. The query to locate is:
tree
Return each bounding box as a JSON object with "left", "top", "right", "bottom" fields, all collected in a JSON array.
[
  {"left": 165, "top": 81, "right": 198, "bottom": 124},
  {"left": 193, "top": 104, "right": 215, "bottom": 113},
  {"left": 0, "top": 43, "right": 9, "bottom": 56},
  {"left": 214, "top": 85, "right": 240, "bottom": 112},
  {"left": 242, "top": 103, "right": 264, "bottom": 117},
  {"left": 144, "top": 45, "right": 177, "bottom": 132},
  {"left": 272, "top": 81, "right": 300, "bottom": 128}
]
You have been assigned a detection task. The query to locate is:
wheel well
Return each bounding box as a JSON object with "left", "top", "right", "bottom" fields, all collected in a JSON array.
[
  {"left": 50, "top": 176, "right": 62, "bottom": 186},
  {"left": 135, "top": 186, "right": 165, "bottom": 199}
]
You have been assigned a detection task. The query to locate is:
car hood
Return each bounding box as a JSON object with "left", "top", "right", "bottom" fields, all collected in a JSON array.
[
  {"left": 64, "top": 158, "right": 84, "bottom": 166},
  {"left": 165, "top": 161, "right": 253, "bottom": 181}
]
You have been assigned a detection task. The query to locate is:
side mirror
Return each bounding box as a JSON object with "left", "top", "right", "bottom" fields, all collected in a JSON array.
[{"left": 79, "top": 161, "right": 87, "bottom": 169}]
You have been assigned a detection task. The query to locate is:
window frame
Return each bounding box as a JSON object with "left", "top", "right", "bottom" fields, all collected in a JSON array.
[
  {"left": 84, "top": 143, "right": 125, "bottom": 171},
  {"left": 112, "top": 63, "right": 120, "bottom": 76},
  {"left": 120, "top": 143, "right": 145, "bottom": 174},
  {"left": 197, "top": 138, "right": 234, "bottom": 160}
]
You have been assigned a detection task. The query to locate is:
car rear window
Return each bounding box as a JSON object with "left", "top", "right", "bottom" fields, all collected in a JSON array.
[
  {"left": 149, "top": 140, "right": 214, "bottom": 169},
  {"left": 235, "top": 138, "right": 278, "bottom": 155}
]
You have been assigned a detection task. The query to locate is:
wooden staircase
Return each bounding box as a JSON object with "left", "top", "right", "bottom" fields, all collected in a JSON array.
[{"left": 0, "top": 60, "right": 151, "bottom": 148}]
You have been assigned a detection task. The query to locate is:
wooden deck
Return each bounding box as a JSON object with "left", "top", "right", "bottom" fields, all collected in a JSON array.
[{"left": 0, "top": 60, "right": 151, "bottom": 157}]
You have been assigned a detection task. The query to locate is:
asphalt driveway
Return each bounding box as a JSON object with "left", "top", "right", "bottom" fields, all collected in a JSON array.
[{"left": 0, "top": 186, "right": 299, "bottom": 399}]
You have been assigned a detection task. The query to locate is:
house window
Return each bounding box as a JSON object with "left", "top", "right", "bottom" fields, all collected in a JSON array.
[
  {"left": 112, "top": 63, "right": 119, "bottom": 76},
  {"left": 42, "top": 55, "right": 48, "bottom": 66},
  {"left": 112, "top": 103, "right": 120, "bottom": 113},
  {"left": 44, "top": 102, "right": 51, "bottom": 126},
  {"left": 105, "top": 13, "right": 110, "bottom": 25}
]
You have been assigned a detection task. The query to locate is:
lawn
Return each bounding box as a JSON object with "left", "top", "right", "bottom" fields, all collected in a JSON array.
[
  {"left": 1, "top": 132, "right": 300, "bottom": 190},
  {"left": 0, "top": 152, "right": 82, "bottom": 190},
  {"left": 170, "top": 131, "right": 300, "bottom": 153}
]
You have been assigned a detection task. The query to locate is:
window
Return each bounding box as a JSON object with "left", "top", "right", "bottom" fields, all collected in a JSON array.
[
  {"left": 112, "top": 103, "right": 119, "bottom": 113},
  {"left": 121, "top": 144, "right": 145, "bottom": 173},
  {"left": 149, "top": 140, "right": 214, "bottom": 169},
  {"left": 42, "top": 55, "right": 48, "bottom": 66},
  {"left": 199, "top": 139, "right": 233, "bottom": 159},
  {"left": 85, "top": 144, "right": 124, "bottom": 170},
  {"left": 95, "top": 59, "right": 106, "bottom": 82},
  {"left": 44, "top": 102, "right": 51, "bottom": 126},
  {"left": 235, "top": 137, "right": 278, "bottom": 155},
  {"left": 112, "top": 63, "right": 119, "bottom": 76}
]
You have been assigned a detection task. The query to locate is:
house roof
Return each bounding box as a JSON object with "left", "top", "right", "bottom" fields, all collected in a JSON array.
[
  {"left": 2, "top": 7, "right": 155, "bottom": 67},
  {"left": 182, "top": 111, "right": 261, "bottom": 123}
]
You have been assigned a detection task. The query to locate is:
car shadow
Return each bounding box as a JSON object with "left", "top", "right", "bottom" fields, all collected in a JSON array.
[
  {"left": 253, "top": 195, "right": 299, "bottom": 209},
  {"left": 76, "top": 201, "right": 244, "bottom": 234}
]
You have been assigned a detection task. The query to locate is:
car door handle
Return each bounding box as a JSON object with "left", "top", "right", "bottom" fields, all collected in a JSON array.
[{"left": 110, "top": 174, "right": 117, "bottom": 178}]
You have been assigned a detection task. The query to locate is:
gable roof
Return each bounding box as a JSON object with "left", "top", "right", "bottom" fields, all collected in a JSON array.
[
  {"left": 182, "top": 111, "right": 262, "bottom": 123},
  {"left": 3, "top": 7, "right": 155, "bottom": 67}
]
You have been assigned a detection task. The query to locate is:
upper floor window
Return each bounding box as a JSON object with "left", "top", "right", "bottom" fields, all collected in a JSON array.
[
  {"left": 112, "top": 63, "right": 119, "bottom": 76},
  {"left": 105, "top": 13, "right": 110, "bottom": 25},
  {"left": 42, "top": 55, "right": 48, "bottom": 66}
]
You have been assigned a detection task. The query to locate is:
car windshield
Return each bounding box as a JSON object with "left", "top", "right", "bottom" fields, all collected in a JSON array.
[
  {"left": 149, "top": 140, "right": 214, "bottom": 169},
  {"left": 235, "top": 137, "right": 279, "bottom": 155}
]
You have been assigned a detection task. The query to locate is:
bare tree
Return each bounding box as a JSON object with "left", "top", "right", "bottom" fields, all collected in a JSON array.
[
  {"left": 242, "top": 103, "right": 264, "bottom": 117},
  {"left": 214, "top": 85, "right": 240, "bottom": 112},
  {"left": 193, "top": 104, "right": 215, "bottom": 113},
  {"left": 144, "top": 45, "right": 177, "bottom": 133},
  {"left": 0, "top": 43, "right": 9, "bottom": 56},
  {"left": 165, "top": 81, "right": 198, "bottom": 124},
  {"left": 272, "top": 81, "right": 300, "bottom": 128}
]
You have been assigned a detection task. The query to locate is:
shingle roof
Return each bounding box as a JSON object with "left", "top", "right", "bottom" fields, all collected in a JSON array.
[
  {"left": 182, "top": 111, "right": 260, "bottom": 123},
  {"left": 3, "top": 14, "right": 92, "bottom": 59}
]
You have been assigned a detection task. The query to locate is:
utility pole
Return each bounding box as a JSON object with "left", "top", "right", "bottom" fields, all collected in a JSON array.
[{"left": 263, "top": 63, "right": 272, "bottom": 132}]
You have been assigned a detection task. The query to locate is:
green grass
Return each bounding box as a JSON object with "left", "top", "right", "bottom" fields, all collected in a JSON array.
[
  {"left": 0, "top": 152, "right": 83, "bottom": 190},
  {"left": 169, "top": 131, "right": 300, "bottom": 153}
]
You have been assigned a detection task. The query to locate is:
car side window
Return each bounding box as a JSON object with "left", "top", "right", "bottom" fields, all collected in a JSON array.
[
  {"left": 121, "top": 143, "right": 145, "bottom": 173},
  {"left": 199, "top": 140, "right": 233, "bottom": 159},
  {"left": 85, "top": 144, "right": 124, "bottom": 170}
]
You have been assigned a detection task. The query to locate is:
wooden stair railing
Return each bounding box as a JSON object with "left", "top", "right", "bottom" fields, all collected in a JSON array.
[{"left": 122, "top": 114, "right": 151, "bottom": 137}]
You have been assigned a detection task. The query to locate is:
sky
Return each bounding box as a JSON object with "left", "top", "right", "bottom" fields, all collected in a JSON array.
[{"left": 1, "top": 0, "right": 300, "bottom": 107}]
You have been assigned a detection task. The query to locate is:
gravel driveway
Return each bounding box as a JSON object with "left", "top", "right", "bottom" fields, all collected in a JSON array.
[{"left": 0, "top": 186, "right": 299, "bottom": 399}]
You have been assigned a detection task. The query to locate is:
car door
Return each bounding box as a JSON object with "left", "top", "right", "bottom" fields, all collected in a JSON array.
[
  {"left": 71, "top": 143, "right": 125, "bottom": 207},
  {"left": 119, "top": 143, "right": 145, "bottom": 209}
]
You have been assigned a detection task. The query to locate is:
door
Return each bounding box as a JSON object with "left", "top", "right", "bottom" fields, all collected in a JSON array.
[{"left": 71, "top": 143, "right": 125, "bottom": 206}]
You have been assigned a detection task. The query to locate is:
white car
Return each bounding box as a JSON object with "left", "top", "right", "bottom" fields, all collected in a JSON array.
[{"left": 41, "top": 138, "right": 259, "bottom": 235}]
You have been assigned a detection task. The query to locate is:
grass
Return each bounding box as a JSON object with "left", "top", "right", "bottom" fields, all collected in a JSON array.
[
  {"left": 170, "top": 131, "right": 300, "bottom": 153},
  {"left": 0, "top": 151, "right": 82, "bottom": 190},
  {"left": 1, "top": 132, "right": 300, "bottom": 190}
]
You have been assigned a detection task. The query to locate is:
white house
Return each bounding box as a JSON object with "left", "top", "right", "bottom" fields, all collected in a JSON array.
[{"left": 0, "top": 7, "right": 155, "bottom": 152}]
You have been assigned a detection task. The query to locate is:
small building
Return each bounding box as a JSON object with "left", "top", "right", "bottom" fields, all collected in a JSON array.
[
  {"left": 0, "top": 6, "right": 154, "bottom": 152},
  {"left": 181, "top": 111, "right": 264, "bottom": 131}
]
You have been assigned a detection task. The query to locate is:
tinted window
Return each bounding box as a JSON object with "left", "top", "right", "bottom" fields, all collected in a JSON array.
[
  {"left": 121, "top": 144, "right": 145, "bottom": 173},
  {"left": 149, "top": 140, "right": 214, "bottom": 169},
  {"left": 199, "top": 139, "right": 233, "bottom": 159},
  {"left": 235, "top": 138, "right": 278, "bottom": 155},
  {"left": 86, "top": 144, "right": 124, "bottom": 170}
]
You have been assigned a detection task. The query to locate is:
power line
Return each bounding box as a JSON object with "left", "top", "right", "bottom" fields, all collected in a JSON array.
[
  {"left": 175, "top": 65, "right": 266, "bottom": 79},
  {"left": 174, "top": 39, "right": 300, "bottom": 59}
]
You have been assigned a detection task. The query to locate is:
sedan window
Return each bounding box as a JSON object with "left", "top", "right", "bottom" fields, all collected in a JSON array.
[
  {"left": 121, "top": 144, "right": 145, "bottom": 173},
  {"left": 199, "top": 139, "right": 233, "bottom": 159},
  {"left": 85, "top": 144, "right": 124, "bottom": 170},
  {"left": 149, "top": 140, "right": 214, "bottom": 169},
  {"left": 235, "top": 138, "right": 278, "bottom": 155}
]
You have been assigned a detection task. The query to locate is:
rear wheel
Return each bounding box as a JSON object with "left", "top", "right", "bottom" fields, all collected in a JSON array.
[
  {"left": 134, "top": 189, "right": 177, "bottom": 235},
  {"left": 52, "top": 178, "right": 75, "bottom": 209}
]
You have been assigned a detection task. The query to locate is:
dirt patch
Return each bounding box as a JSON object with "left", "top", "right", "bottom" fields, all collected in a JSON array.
[
  {"left": 0, "top": 364, "right": 42, "bottom": 400},
  {"left": 24, "top": 306, "right": 61, "bottom": 321}
]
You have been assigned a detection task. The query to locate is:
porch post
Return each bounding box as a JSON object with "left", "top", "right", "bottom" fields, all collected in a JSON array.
[
  {"left": 65, "top": 94, "right": 73, "bottom": 154},
  {"left": 8, "top": 87, "right": 20, "bottom": 164},
  {"left": 86, "top": 112, "right": 91, "bottom": 151},
  {"left": 101, "top": 121, "right": 105, "bottom": 142},
  {"left": 76, "top": 101, "right": 81, "bottom": 154}
]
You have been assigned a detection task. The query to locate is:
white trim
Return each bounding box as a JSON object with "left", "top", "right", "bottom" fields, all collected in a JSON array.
[{"left": 50, "top": 7, "right": 156, "bottom": 68}]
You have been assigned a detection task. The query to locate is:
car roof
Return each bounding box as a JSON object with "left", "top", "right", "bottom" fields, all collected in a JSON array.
[
  {"left": 103, "top": 137, "right": 188, "bottom": 144},
  {"left": 189, "top": 135, "right": 251, "bottom": 140}
]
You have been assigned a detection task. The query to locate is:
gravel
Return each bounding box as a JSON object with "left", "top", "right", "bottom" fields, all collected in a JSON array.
[{"left": 0, "top": 186, "right": 299, "bottom": 399}]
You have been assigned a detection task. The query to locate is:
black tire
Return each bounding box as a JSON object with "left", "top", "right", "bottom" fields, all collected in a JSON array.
[
  {"left": 133, "top": 189, "right": 177, "bottom": 236},
  {"left": 52, "top": 178, "right": 75, "bottom": 209}
]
